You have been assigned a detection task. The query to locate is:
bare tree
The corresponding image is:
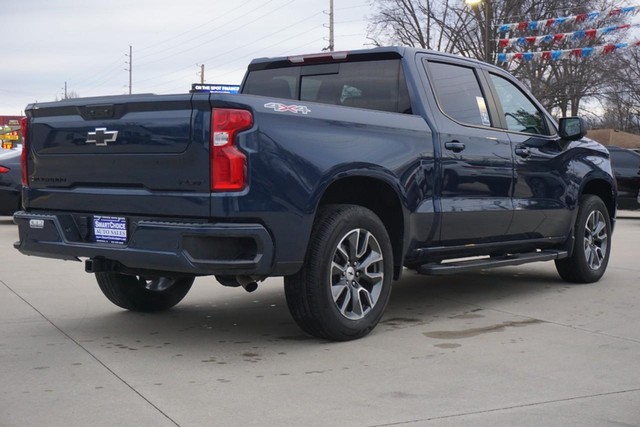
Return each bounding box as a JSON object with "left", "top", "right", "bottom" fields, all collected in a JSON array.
[
  {"left": 367, "top": 0, "right": 631, "bottom": 117},
  {"left": 55, "top": 90, "right": 80, "bottom": 101},
  {"left": 594, "top": 49, "right": 640, "bottom": 132},
  {"left": 367, "top": 0, "right": 562, "bottom": 64},
  {"left": 503, "top": 0, "right": 627, "bottom": 116},
  {"left": 367, "top": 0, "right": 475, "bottom": 54}
]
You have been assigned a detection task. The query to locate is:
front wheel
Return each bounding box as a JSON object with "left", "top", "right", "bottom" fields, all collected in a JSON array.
[
  {"left": 284, "top": 205, "right": 393, "bottom": 341},
  {"left": 95, "top": 273, "right": 194, "bottom": 312},
  {"left": 555, "top": 195, "right": 612, "bottom": 283}
]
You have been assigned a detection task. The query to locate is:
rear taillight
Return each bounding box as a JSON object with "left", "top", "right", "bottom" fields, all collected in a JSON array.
[
  {"left": 211, "top": 108, "right": 252, "bottom": 192},
  {"left": 0, "top": 166, "right": 9, "bottom": 174},
  {"left": 19, "top": 117, "right": 28, "bottom": 185}
]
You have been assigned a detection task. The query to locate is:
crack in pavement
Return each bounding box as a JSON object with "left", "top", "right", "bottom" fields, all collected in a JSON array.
[
  {"left": 370, "top": 388, "right": 640, "bottom": 426},
  {"left": 0, "top": 279, "right": 181, "bottom": 427}
]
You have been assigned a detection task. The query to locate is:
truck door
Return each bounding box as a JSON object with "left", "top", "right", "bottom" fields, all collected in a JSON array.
[
  {"left": 485, "top": 71, "right": 573, "bottom": 239},
  {"left": 422, "top": 58, "right": 514, "bottom": 245}
]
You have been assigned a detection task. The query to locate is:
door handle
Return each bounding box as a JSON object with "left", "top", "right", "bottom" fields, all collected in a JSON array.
[
  {"left": 515, "top": 146, "right": 531, "bottom": 158},
  {"left": 444, "top": 141, "right": 466, "bottom": 153}
]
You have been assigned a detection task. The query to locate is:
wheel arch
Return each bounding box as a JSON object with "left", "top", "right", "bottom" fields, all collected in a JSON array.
[
  {"left": 581, "top": 176, "right": 616, "bottom": 225},
  {"left": 316, "top": 175, "right": 407, "bottom": 279}
]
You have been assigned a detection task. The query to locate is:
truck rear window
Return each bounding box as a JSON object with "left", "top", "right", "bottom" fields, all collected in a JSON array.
[{"left": 242, "top": 59, "right": 411, "bottom": 114}]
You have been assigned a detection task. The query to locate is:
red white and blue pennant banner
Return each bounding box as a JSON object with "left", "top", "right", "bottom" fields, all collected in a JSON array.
[
  {"left": 498, "top": 24, "right": 637, "bottom": 48},
  {"left": 498, "top": 6, "right": 640, "bottom": 33},
  {"left": 498, "top": 41, "right": 640, "bottom": 62}
]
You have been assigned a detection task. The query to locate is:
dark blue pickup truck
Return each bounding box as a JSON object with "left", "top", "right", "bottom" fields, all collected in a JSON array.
[{"left": 14, "top": 47, "right": 616, "bottom": 340}]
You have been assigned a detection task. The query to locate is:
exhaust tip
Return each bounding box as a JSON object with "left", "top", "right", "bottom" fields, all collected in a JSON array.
[{"left": 241, "top": 282, "right": 258, "bottom": 293}]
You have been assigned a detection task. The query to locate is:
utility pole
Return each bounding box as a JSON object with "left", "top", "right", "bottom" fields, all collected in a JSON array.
[
  {"left": 329, "top": 0, "right": 334, "bottom": 51},
  {"left": 63, "top": 81, "right": 68, "bottom": 99},
  {"left": 125, "top": 45, "right": 133, "bottom": 94},
  {"left": 323, "top": 0, "right": 334, "bottom": 52},
  {"left": 198, "top": 64, "right": 205, "bottom": 84}
]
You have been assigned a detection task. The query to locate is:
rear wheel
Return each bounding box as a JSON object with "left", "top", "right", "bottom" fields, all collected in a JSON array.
[
  {"left": 555, "top": 195, "right": 611, "bottom": 283},
  {"left": 95, "top": 273, "right": 194, "bottom": 312},
  {"left": 284, "top": 205, "right": 393, "bottom": 341}
]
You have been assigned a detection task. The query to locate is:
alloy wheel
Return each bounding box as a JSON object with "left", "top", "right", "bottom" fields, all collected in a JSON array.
[
  {"left": 330, "top": 228, "right": 385, "bottom": 320},
  {"left": 583, "top": 210, "right": 608, "bottom": 270}
]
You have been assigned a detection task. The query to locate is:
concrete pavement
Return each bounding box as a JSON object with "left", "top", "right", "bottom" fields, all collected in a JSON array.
[{"left": 1, "top": 214, "right": 639, "bottom": 426}]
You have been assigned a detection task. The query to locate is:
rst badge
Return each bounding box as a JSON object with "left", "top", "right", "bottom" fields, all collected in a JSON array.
[
  {"left": 86, "top": 128, "right": 118, "bottom": 146},
  {"left": 264, "top": 102, "right": 311, "bottom": 115}
]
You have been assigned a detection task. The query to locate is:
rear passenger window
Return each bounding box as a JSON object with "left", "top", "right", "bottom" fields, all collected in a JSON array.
[
  {"left": 242, "top": 68, "right": 297, "bottom": 100},
  {"left": 426, "top": 61, "right": 492, "bottom": 127},
  {"left": 243, "top": 59, "right": 411, "bottom": 114},
  {"left": 301, "top": 60, "right": 411, "bottom": 114}
]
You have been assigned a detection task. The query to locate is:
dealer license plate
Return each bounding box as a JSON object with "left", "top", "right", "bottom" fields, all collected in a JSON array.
[{"left": 93, "top": 216, "right": 127, "bottom": 244}]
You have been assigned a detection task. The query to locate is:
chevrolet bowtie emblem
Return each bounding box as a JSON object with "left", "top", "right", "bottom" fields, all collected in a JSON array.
[{"left": 86, "top": 128, "right": 118, "bottom": 146}]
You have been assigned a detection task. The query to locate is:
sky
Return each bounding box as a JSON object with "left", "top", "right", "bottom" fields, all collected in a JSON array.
[{"left": 0, "top": 0, "right": 373, "bottom": 115}]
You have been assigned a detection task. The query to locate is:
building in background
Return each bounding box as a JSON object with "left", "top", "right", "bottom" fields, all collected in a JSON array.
[
  {"left": 0, "top": 115, "right": 25, "bottom": 149},
  {"left": 0, "top": 116, "right": 23, "bottom": 127},
  {"left": 587, "top": 129, "right": 640, "bottom": 150}
]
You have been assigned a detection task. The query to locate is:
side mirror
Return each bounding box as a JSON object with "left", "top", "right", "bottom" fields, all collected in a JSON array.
[{"left": 559, "top": 117, "right": 588, "bottom": 141}]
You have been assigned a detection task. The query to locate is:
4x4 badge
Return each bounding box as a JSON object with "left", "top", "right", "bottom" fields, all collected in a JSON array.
[
  {"left": 86, "top": 128, "right": 118, "bottom": 146},
  {"left": 264, "top": 102, "right": 311, "bottom": 115}
]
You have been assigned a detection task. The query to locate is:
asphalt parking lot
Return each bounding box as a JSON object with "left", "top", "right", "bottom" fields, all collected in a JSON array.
[{"left": 1, "top": 213, "right": 639, "bottom": 427}]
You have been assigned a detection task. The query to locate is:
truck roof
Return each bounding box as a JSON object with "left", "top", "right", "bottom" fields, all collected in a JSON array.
[{"left": 247, "top": 46, "right": 504, "bottom": 73}]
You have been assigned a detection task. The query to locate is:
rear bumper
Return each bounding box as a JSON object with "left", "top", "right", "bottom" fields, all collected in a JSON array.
[{"left": 13, "top": 211, "right": 274, "bottom": 276}]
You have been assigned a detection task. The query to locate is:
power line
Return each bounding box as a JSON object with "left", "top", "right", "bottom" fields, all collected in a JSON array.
[
  {"left": 71, "top": 57, "right": 127, "bottom": 90},
  {"left": 136, "top": 0, "right": 288, "bottom": 67},
  {"left": 196, "top": 12, "right": 324, "bottom": 65},
  {"left": 62, "top": 1, "right": 366, "bottom": 96},
  {"left": 135, "top": 7, "right": 322, "bottom": 88},
  {"left": 334, "top": 19, "right": 367, "bottom": 24},
  {"left": 136, "top": 23, "right": 325, "bottom": 93},
  {"left": 135, "top": 0, "right": 255, "bottom": 55},
  {"left": 157, "top": 35, "right": 327, "bottom": 95},
  {"left": 138, "top": 4, "right": 367, "bottom": 94},
  {"left": 335, "top": 3, "right": 369, "bottom": 11}
]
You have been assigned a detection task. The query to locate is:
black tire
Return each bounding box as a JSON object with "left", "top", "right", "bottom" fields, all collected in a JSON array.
[
  {"left": 555, "top": 195, "right": 611, "bottom": 283},
  {"left": 95, "top": 273, "right": 194, "bottom": 312},
  {"left": 284, "top": 205, "right": 393, "bottom": 341}
]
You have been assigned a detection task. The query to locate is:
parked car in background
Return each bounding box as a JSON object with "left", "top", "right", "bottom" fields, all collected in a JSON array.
[
  {"left": 608, "top": 146, "right": 640, "bottom": 210},
  {"left": 0, "top": 147, "right": 21, "bottom": 215}
]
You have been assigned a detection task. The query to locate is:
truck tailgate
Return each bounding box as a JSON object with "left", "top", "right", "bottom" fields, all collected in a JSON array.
[{"left": 25, "top": 94, "right": 211, "bottom": 218}]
